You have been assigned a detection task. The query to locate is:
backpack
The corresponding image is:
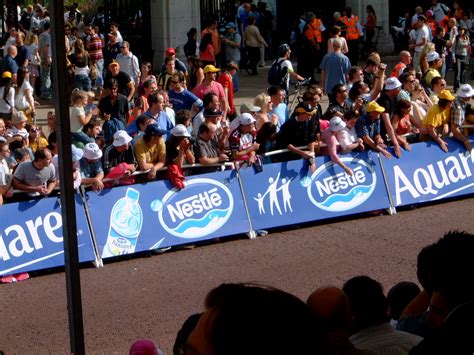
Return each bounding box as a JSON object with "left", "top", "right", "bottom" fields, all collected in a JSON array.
[{"left": 267, "top": 59, "right": 284, "bottom": 86}]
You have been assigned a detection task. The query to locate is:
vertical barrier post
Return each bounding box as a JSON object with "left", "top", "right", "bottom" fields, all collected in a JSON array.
[
  {"left": 376, "top": 153, "right": 397, "bottom": 215},
  {"left": 234, "top": 165, "right": 257, "bottom": 239},
  {"left": 50, "top": 1, "right": 86, "bottom": 353}
]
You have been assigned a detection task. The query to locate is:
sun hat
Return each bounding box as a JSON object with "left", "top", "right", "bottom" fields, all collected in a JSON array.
[
  {"left": 203, "top": 65, "right": 220, "bottom": 74},
  {"left": 438, "top": 89, "right": 455, "bottom": 101},
  {"left": 329, "top": 116, "right": 347, "bottom": 132},
  {"left": 171, "top": 124, "right": 191, "bottom": 137},
  {"left": 71, "top": 144, "right": 83, "bottom": 162},
  {"left": 11, "top": 111, "right": 28, "bottom": 125},
  {"left": 83, "top": 142, "right": 103, "bottom": 160},
  {"left": 426, "top": 51, "right": 440, "bottom": 62},
  {"left": 238, "top": 113, "right": 256, "bottom": 125},
  {"left": 366, "top": 101, "right": 386, "bottom": 113},
  {"left": 240, "top": 103, "right": 261, "bottom": 114},
  {"left": 457, "top": 84, "right": 474, "bottom": 98},
  {"left": 113, "top": 130, "right": 132, "bottom": 147},
  {"left": 384, "top": 77, "right": 402, "bottom": 91}
]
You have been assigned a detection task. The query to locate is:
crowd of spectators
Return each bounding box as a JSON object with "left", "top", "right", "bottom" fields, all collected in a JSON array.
[{"left": 1, "top": 1, "right": 473, "bottom": 207}]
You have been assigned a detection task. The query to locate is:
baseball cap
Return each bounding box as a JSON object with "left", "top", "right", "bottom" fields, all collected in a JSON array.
[
  {"left": 2, "top": 71, "right": 12, "bottom": 79},
  {"left": 145, "top": 124, "right": 167, "bottom": 136},
  {"left": 438, "top": 89, "right": 455, "bottom": 101},
  {"left": 457, "top": 84, "right": 474, "bottom": 98},
  {"left": 238, "top": 113, "right": 256, "bottom": 125},
  {"left": 113, "top": 130, "right": 132, "bottom": 147},
  {"left": 425, "top": 10, "right": 434, "bottom": 17},
  {"left": 171, "top": 124, "right": 191, "bottom": 137},
  {"left": 295, "top": 103, "right": 317, "bottom": 116},
  {"left": 83, "top": 142, "right": 103, "bottom": 160},
  {"left": 203, "top": 65, "right": 220, "bottom": 74},
  {"left": 11, "top": 111, "right": 28, "bottom": 125},
  {"left": 329, "top": 116, "right": 347, "bottom": 132},
  {"left": 165, "top": 47, "right": 176, "bottom": 55},
  {"left": 108, "top": 60, "right": 120, "bottom": 68},
  {"left": 71, "top": 144, "right": 83, "bottom": 162},
  {"left": 203, "top": 108, "right": 223, "bottom": 117},
  {"left": 240, "top": 102, "right": 261, "bottom": 114},
  {"left": 426, "top": 51, "right": 440, "bottom": 62},
  {"left": 108, "top": 31, "right": 117, "bottom": 37},
  {"left": 417, "top": 14, "right": 427, "bottom": 22},
  {"left": 226, "top": 22, "right": 236, "bottom": 29},
  {"left": 366, "top": 101, "right": 386, "bottom": 113},
  {"left": 384, "top": 77, "right": 402, "bottom": 91}
]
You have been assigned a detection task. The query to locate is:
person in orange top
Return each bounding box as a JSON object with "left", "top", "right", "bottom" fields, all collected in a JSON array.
[
  {"left": 425, "top": 10, "right": 437, "bottom": 36},
  {"left": 341, "top": 6, "right": 362, "bottom": 65},
  {"left": 201, "top": 18, "right": 221, "bottom": 65},
  {"left": 302, "top": 11, "right": 326, "bottom": 79}
]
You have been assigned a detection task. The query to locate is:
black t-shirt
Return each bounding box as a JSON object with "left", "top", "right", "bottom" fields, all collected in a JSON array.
[
  {"left": 98, "top": 93, "right": 130, "bottom": 125},
  {"left": 103, "top": 144, "right": 136, "bottom": 173},
  {"left": 376, "top": 91, "right": 396, "bottom": 139},
  {"left": 105, "top": 71, "right": 132, "bottom": 97},
  {"left": 276, "top": 114, "right": 319, "bottom": 149}
]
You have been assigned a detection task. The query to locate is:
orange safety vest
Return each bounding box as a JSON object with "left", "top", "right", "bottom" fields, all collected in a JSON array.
[
  {"left": 390, "top": 62, "right": 406, "bottom": 78},
  {"left": 342, "top": 15, "right": 360, "bottom": 40},
  {"left": 305, "top": 18, "right": 323, "bottom": 43}
]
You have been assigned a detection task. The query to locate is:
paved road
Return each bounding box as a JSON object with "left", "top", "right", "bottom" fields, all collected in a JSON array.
[
  {"left": 1, "top": 198, "right": 473, "bottom": 353},
  {"left": 2, "top": 59, "right": 474, "bottom": 354}
]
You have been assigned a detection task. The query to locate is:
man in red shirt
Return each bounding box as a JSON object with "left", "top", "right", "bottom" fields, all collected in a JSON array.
[{"left": 216, "top": 62, "right": 238, "bottom": 120}]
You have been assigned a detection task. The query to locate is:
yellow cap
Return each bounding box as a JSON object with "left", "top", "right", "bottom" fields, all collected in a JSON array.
[
  {"left": 203, "top": 65, "right": 220, "bottom": 74},
  {"left": 1, "top": 71, "right": 12, "bottom": 79},
  {"left": 366, "top": 101, "right": 385, "bottom": 113},
  {"left": 438, "top": 89, "right": 455, "bottom": 101}
]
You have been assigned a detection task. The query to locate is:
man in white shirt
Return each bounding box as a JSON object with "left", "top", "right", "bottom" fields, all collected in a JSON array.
[
  {"left": 411, "top": 15, "right": 430, "bottom": 74},
  {"left": 431, "top": 0, "right": 450, "bottom": 25},
  {"left": 115, "top": 41, "right": 140, "bottom": 86}
]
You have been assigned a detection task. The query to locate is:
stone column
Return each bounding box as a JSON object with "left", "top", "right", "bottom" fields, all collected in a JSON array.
[{"left": 150, "top": 0, "right": 201, "bottom": 69}]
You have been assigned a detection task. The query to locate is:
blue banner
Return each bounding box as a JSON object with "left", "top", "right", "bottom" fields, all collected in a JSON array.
[
  {"left": 86, "top": 170, "right": 251, "bottom": 258},
  {"left": 239, "top": 151, "right": 391, "bottom": 230},
  {"left": 382, "top": 137, "right": 474, "bottom": 207},
  {"left": 0, "top": 196, "right": 96, "bottom": 276}
]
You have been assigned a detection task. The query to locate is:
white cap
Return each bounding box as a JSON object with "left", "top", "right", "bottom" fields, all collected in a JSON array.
[
  {"left": 426, "top": 51, "right": 440, "bottom": 62},
  {"left": 171, "top": 124, "right": 191, "bottom": 137},
  {"left": 238, "top": 113, "right": 256, "bottom": 125},
  {"left": 384, "top": 77, "right": 402, "bottom": 91},
  {"left": 329, "top": 116, "right": 347, "bottom": 132},
  {"left": 457, "top": 84, "right": 474, "bottom": 98},
  {"left": 112, "top": 130, "right": 132, "bottom": 147},
  {"left": 83, "top": 142, "right": 103, "bottom": 160}
]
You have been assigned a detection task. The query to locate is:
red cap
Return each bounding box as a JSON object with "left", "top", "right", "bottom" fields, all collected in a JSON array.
[
  {"left": 165, "top": 47, "right": 176, "bottom": 55},
  {"left": 129, "top": 339, "right": 160, "bottom": 355}
]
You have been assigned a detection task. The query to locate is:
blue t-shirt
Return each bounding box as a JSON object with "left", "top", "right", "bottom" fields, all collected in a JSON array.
[
  {"left": 1, "top": 55, "right": 19, "bottom": 75},
  {"left": 80, "top": 158, "right": 103, "bottom": 178},
  {"left": 355, "top": 114, "right": 381, "bottom": 140},
  {"left": 271, "top": 103, "right": 289, "bottom": 132},
  {"left": 168, "top": 89, "right": 203, "bottom": 112},
  {"left": 319, "top": 52, "right": 351, "bottom": 94},
  {"left": 144, "top": 110, "right": 174, "bottom": 140}
]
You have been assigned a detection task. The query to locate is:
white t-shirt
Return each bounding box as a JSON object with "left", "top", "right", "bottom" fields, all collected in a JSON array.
[
  {"left": 15, "top": 81, "right": 34, "bottom": 110},
  {"left": 0, "top": 158, "right": 10, "bottom": 186},
  {"left": 415, "top": 25, "right": 430, "bottom": 52},
  {"left": 70, "top": 106, "right": 85, "bottom": 132},
  {"left": 0, "top": 86, "right": 15, "bottom": 114},
  {"left": 336, "top": 127, "right": 358, "bottom": 152},
  {"left": 279, "top": 58, "right": 294, "bottom": 89},
  {"left": 431, "top": 3, "right": 450, "bottom": 24}
]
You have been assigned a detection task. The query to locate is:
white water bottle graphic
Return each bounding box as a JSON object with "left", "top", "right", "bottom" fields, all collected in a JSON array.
[{"left": 102, "top": 188, "right": 143, "bottom": 257}]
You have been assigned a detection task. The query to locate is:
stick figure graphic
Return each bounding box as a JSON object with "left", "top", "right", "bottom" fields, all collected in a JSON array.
[
  {"left": 268, "top": 173, "right": 282, "bottom": 215},
  {"left": 278, "top": 178, "right": 293, "bottom": 212}
]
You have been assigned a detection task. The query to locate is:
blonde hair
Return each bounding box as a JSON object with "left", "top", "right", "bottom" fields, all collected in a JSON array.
[
  {"left": 25, "top": 32, "right": 39, "bottom": 46},
  {"left": 254, "top": 93, "right": 271, "bottom": 113},
  {"left": 71, "top": 90, "right": 87, "bottom": 105}
]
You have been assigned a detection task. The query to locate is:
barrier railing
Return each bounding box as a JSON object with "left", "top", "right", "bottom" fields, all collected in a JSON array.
[{"left": 1, "top": 136, "right": 473, "bottom": 276}]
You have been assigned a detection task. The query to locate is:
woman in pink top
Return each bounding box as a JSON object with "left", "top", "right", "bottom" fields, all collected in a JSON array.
[{"left": 321, "top": 116, "right": 353, "bottom": 176}]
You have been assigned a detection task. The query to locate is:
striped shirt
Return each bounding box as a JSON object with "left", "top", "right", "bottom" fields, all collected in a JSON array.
[
  {"left": 87, "top": 34, "right": 103, "bottom": 62},
  {"left": 451, "top": 96, "right": 468, "bottom": 126}
]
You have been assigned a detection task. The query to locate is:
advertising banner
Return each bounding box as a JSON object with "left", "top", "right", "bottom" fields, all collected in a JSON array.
[
  {"left": 86, "top": 170, "right": 251, "bottom": 259},
  {"left": 382, "top": 137, "right": 474, "bottom": 207},
  {"left": 239, "top": 151, "right": 392, "bottom": 231},
  {"left": 0, "top": 196, "right": 96, "bottom": 276}
]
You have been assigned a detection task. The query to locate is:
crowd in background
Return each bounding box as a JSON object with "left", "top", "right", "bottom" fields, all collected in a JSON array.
[{"left": 0, "top": 0, "right": 473, "bottom": 207}]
